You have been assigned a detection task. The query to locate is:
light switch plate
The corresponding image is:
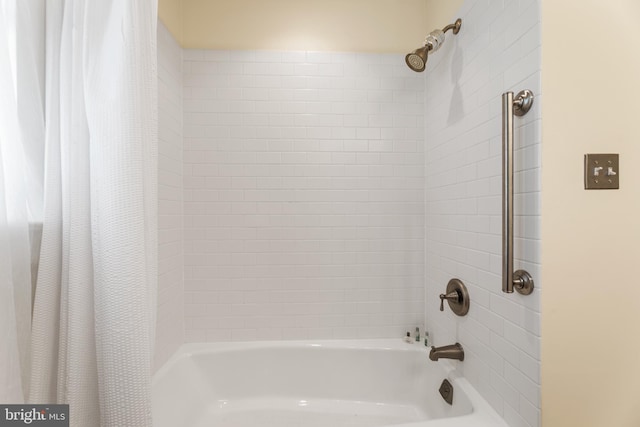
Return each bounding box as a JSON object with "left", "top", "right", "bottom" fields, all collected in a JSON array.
[{"left": 584, "top": 153, "right": 619, "bottom": 189}]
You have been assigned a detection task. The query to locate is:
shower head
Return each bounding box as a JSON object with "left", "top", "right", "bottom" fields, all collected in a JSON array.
[
  {"left": 405, "top": 18, "right": 462, "bottom": 72},
  {"left": 405, "top": 46, "right": 430, "bottom": 72}
]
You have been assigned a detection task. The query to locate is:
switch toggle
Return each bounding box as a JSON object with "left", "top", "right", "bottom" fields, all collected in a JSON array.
[{"left": 584, "top": 153, "right": 619, "bottom": 190}]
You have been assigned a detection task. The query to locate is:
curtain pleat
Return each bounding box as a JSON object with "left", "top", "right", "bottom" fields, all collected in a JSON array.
[
  {"left": 28, "top": 1, "right": 158, "bottom": 426},
  {"left": 0, "top": 0, "right": 35, "bottom": 404}
]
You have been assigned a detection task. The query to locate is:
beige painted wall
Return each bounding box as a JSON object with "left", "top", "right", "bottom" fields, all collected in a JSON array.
[
  {"left": 541, "top": 1, "right": 640, "bottom": 426},
  {"left": 158, "top": 0, "right": 183, "bottom": 44},
  {"left": 159, "top": 0, "right": 464, "bottom": 52},
  {"left": 177, "top": 0, "right": 462, "bottom": 52}
]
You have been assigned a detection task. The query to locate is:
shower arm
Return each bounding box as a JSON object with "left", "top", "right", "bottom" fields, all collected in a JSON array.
[{"left": 441, "top": 19, "right": 462, "bottom": 35}]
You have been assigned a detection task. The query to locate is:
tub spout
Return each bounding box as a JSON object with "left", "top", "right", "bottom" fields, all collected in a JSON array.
[{"left": 429, "top": 343, "right": 464, "bottom": 361}]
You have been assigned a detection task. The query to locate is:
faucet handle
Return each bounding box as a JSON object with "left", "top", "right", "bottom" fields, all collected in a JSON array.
[
  {"left": 438, "top": 279, "right": 470, "bottom": 316},
  {"left": 439, "top": 291, "right": 459, "bottom": 311}
]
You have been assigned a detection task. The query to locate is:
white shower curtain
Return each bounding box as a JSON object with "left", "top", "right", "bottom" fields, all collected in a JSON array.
[
  {"left": 23, "top": 1, "right": 158, "bottom": 426},
  {"left": 0, "top": 0, "right": 36, "bottom": 404}
]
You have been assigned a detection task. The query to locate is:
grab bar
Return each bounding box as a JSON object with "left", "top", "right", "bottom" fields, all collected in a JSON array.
[{"left": 501, "top": 90, "right": 534, "bottom": 295}]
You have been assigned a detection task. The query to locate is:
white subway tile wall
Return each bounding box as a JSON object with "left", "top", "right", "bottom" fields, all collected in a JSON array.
[
  {"left": 183, "top": 50, "right": 425, "bottom": 342},
  {"left": 156, "top": 22, "right": 184, "bottom": 370},
  {"left": 423, "top": 1, "right": 541, "bottom": 426}
]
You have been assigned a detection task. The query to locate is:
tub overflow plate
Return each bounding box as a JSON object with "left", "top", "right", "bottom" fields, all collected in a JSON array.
[{"left": 439, "top": 379, "right": 454, "bottom": 405}]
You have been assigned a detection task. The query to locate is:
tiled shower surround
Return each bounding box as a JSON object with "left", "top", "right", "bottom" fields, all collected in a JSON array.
[
  {"left": 182, "top": 50, "right": 426, "bottom": 342},
  {"left": 156, "top": 22, "right": 184, "bottom": 369},
  {"left": 155, "top": 0, "right": 542, "bottom": 425},
  {"left": 423, "top": 1, "right": 541, "bottom": 426}
]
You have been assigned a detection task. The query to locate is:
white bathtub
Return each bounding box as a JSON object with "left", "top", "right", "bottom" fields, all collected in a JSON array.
[{"left": 152, "top": 339, "right": 508, "bottom": 427}]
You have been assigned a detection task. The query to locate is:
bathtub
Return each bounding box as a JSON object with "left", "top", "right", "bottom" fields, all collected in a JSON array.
[{"left": 152, "top": 339, "right": 508, "bottom": 427}]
